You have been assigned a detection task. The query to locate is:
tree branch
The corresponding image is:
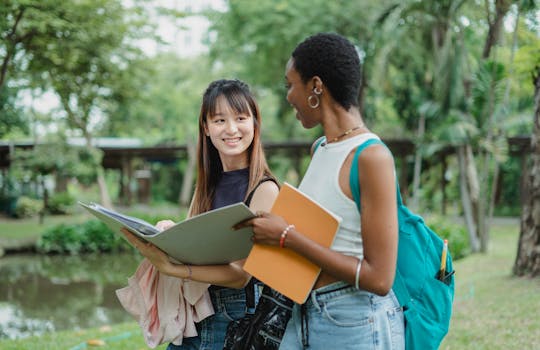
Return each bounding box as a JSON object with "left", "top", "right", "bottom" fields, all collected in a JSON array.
[{"left": 0, "top": 7, "right": 26, "bottom": 88}]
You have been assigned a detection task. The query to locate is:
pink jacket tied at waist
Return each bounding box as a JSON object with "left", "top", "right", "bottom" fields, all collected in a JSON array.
[{"left": 116, "top": 259, "right": 215, "bottom": 348}]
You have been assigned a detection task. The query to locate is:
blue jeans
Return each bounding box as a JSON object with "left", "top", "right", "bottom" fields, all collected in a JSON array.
[
  {"left": 167, "top": 287, "right": 247, "bottom": 350},
  {"left": 279, "top": 282, "right": 404, "bottom": 350}
]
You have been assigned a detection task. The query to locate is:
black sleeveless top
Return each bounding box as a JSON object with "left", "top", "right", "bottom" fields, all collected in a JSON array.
[
  {"left": 209, "top": 168, "right": 277, "bottom": 303},
  {"left": 212, "top": 168, "right": 250, "bottom": 210}
]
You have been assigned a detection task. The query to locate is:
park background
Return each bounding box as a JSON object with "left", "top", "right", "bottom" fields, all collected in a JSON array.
[{"left": 0, "top": 0, "right": 539, "bottom": 349}]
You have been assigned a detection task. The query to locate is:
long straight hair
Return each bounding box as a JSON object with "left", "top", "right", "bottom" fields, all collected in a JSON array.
[{"left": 188, "top": 79, "right": 275, "bottom": 216}]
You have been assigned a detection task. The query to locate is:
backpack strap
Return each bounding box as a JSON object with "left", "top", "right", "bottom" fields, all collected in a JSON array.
[
  {"left": 349, "top": 138, "right": 385, "bottom": 211},
  {"left": 312, "top": 136, "right": 326, "bottom": 155},
  {"left": 348, "top": 138, "right": 412, "bottom": 309},
  {"left": 349, "top": 139, "right": 404, "bottom": 212}
]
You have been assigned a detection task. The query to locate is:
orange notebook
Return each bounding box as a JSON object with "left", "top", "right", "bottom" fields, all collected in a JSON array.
[{"left": 243, "top": 183, "right": 341, "bottom": 304}]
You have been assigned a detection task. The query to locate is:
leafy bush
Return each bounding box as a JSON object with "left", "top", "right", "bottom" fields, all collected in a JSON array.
[
  {"left": 426, "top": 216, "right": 470, "bottom": 260},
  {"left": 37, "top": 219, "right": 130, "bottom": 254},
  {"left": 47, "top": 191, "right": 76, "bottom": 215},
  {"left": 79, "top": 220, "right": 126, "bottom": 252},
  {"left": 14, "top": 196, "right": 42, "bottom": 218},
  {"left": 38, "top": 223, "right": 85, "bottom": 254},
  {"left": 0, "top": 193, "right": 18, "bottom": 216}
]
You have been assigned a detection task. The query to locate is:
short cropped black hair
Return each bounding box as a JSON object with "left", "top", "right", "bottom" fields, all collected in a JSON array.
[{"left": 291, "top": 33, "right": 361, "bottom": 110}]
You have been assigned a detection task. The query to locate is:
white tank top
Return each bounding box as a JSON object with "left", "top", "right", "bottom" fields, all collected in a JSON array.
[{"left": 298, "top": 132, "right": 380, "bottom": 260}]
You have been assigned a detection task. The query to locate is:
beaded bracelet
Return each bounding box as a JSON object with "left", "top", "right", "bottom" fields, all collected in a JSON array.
[{"left": 279, "top": 224, "right": 295, "bottom": 248}]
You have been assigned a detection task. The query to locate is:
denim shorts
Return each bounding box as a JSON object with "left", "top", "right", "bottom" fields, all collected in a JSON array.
[
  {"left": 167, "top": 287, "right": 247, "bottom": 350},
  {"left": 278, "top": 282, "right": 404, "bottom": 350}
]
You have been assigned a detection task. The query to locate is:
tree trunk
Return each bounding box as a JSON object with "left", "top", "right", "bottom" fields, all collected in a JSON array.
[
  {"left": 0, "top": 8, "right": 26, "bottom": 88},
  {"left": 358, "top": 63, "right": 368, "bottom": 114},
  {"left": 83, "top": 134, "right": 113, "bottom": 209},
  {"left": 410, "top": 114, "right": 425, "bottom": 211},
  {"left": 514, "top": 66, "right": 540, "bottom": 277},
  {"left": 179, "top": 140, "right": 197, "bottom": 207},
  {"left": 458, "top": 145, "right": 481, "bottom": 252},
  {"left": 96, "top": 164, "right": 113, "bottom": 209},
  {"left": 482, "top": 0, "right": 512, "bottom": 59},
  {"left": 465, "top": 144, "right": 483, "bottom": 251}
]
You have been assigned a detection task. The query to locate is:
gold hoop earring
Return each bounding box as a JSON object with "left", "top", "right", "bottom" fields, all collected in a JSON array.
[{"left": 308, "top": 95, "right": 320, "bottom": 108}]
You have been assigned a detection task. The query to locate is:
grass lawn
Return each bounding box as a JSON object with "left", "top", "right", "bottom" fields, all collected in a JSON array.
[
  {"left": 0, "top": 213, "right": 90, "bottom": 245},
  {"left": 0, "top": 203, "right": 183, "bottom": 245},
  {"left": 441, "top": 219, "right": 540, "bottom": 349},
  {"left": 0, "top": 218, "right": 538, "bottom": 349},
  {"left": 0, "top": 323, "right": 168, "bottom": 350}
]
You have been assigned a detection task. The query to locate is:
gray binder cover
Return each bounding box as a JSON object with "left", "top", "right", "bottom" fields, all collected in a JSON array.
[{"left": 79, "top": 202, "right": 256, "bottom": 265}]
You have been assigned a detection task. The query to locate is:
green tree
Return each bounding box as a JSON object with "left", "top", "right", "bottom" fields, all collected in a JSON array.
[
  {"left": 376, "top": 0, "right": 538, "bottom": 253},
  {"left": 0, "top": 0, "right": 55, "bottom": 88},
  {"left": 105, "top": 52, "right": 218, "bottom": 206},
  {"left": 208, "top": 0, "right": 394, "bottom": 138},
  {"left": 10, "top": 0, "right": 153, "bottom": 208},
  {"left": 0, "top": 86, "right": 27, "bottom": 138}
]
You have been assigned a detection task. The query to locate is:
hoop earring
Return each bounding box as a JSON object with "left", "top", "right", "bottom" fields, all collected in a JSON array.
[
  {"left": 313, "top": 87, "right": 322, "bottom": 95},
  {"left": 308, "top": 94, "right": 320, "bottom": 108}
]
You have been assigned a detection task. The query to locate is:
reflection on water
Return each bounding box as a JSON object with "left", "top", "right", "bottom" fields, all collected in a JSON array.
[{"left": 0, "top": 253, "right": 141, "bottom": 339}]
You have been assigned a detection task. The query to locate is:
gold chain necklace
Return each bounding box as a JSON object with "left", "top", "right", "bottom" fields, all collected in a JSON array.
[{"left": 326, "top": 125, "right": 363, "bottom": 144}]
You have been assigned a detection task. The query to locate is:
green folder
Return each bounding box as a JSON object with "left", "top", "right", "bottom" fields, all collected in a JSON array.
[{"left": 79, "top": 202, "right": 256, "bottom": 265}]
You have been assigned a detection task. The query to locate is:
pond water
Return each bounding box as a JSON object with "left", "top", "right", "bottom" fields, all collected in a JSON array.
[{"left": 0, "top": 253, "right": 141, "bottom": 340}]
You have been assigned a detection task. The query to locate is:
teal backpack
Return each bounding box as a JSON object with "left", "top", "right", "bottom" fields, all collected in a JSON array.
[{"left": 350, "top": 138, "right": 455, "bottom": 350}]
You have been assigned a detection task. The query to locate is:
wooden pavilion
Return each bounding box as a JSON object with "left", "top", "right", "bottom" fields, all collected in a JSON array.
[{"left": 0, "top": 136, "right": 532, "bottom": 209}]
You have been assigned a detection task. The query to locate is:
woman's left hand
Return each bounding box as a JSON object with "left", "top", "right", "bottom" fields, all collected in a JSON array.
[
  {"left": 121, "top": 228, "right": 172, "bottom": 272},
  {"left": 235, "top": 211, "right": 289, "bottom": 246}
]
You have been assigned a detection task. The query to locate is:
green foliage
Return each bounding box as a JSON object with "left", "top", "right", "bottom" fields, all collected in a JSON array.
[
  {"left": 10, "top": 141, "right": 77, "bottom": 177},
  {"left": 78, "top": 220, "right": 127, "bottom": 253},
  {"left": 105, "top": 53, "right": 213, "bottom": 144},
  {"left": 0, "top": 86, "right": 27, "bottom": 138},
  {"left": 493, "top": 157, "right": 523, "bottom": 216},
  {"left": 125, "top": 210, "right": 181, "bottom": 225},
  {"left": 416, "top": 159, "right": 461, "bottom": 213},
  {"left": 0, "top": 196, "right": 18, "bottom": 216},
  {"left": 208, "top": 0, "right": 393, "bottom": 131},
  {"left": 37, "top": 219, "right": 128, "bottom": 254},
  {"left": 38, "top": 223, "right": 85, "bottom": 254},
  {"left": 149, "top": 162, "right": 182, "bottom": 203},
  {"left": 13, "top": 196, "right": 42, "bottom": 218},
  {"left": 47, "top": 191, "right": 75, "bottom": 215},
  {"left": 427, "top": 215, "right": 470, "bottom": 260},
  {"left": 73, "top": 147, "right": 102, "bottom": 185}
]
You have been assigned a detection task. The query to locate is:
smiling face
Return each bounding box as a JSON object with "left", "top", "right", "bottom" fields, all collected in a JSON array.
[
  {"left": 204, "top": 96, "right": 255, "bottom": 171},
  {"left": 285, "top": 58, "right": 319, "bottom": 129}
]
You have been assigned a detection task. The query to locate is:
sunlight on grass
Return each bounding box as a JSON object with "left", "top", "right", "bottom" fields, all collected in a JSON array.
[
  {"left": 441, "top": 220, "right": 540, "bottom": 350},
  {"left": 0, "top": 214, "right": 91, "bottom": 240}
]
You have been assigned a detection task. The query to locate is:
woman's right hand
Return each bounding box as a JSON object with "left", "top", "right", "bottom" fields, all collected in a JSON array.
[
  {"left": 156, "top": 219, "right": 175, "bottom": 231},
  {"left": 235, "top": 211, "right": 289, "bottom": 247}
]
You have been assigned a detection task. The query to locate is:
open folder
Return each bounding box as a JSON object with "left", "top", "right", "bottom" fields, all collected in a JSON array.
[
  {"left": 79, "top": 202, "right": 256, "bottom": 265},
  {"left": 243, "top": 183, "right": 342, "bottom": 304}
]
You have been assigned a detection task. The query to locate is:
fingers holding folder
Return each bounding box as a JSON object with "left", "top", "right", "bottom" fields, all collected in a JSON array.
[
  {"left": 234, "top": 211, "right": 288, "bottom": 247},
  {"left": 121, "top": 228, "right": 172, "bottom": 270}
]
